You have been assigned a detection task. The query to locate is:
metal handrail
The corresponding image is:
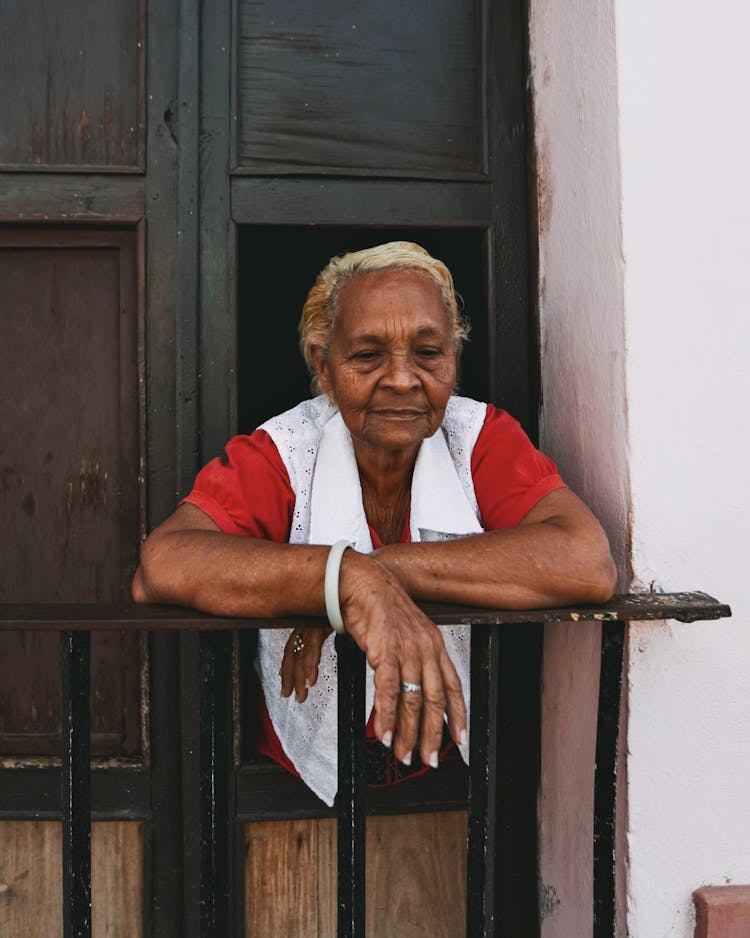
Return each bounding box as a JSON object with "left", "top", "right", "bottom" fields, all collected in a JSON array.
[{"left": 0, "top": 593, "right": 731, "bottom": 938}]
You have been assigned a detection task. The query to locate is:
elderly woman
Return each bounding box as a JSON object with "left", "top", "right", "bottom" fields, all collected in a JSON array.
[{"left": 132, "top": 241, "right": 616, "bottom": 805}]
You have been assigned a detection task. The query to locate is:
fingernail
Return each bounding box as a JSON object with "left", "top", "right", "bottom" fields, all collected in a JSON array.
[
  {"left": 382, "top": 730, "right": 392, "bottom": 748},
  {"left": 429, "top": 751, "right": 438, "bottom": 769},
  {"left": 459, "top": 728, "right": 467, "bottom": 746},
  {"left": 304, "top": 678, "right": 311, "bottom": 689},
  {"left": 402, "top": 750, "right": 412, "bottom": 767}
]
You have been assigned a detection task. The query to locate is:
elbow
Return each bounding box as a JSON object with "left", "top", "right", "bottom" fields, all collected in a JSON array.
[
  {"left": 131, "top": 565, "right": 151, "bottom": 604},
  {"left": 131, "top": 536, "right": 174, "bottom": 605},
  {"left": 588, "top": 555, "right": 618, "bottom": 603},
  {"left": 582, "top": 544, "right": 618, "bottom": 604},
  {"left": 563, "top": 527, "right": 618, "bottom": 605}
]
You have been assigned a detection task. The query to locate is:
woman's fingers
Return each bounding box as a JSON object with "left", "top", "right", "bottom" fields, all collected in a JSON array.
[
  {"left": 340, "top": 555, "right": 466, "bottom": 762},
  {"left": 369, "top": 626, "right": 466, "bottom": 763},
  {"left": 394, "top": 676, "right": 422, "bottom": 764},
  {"left": 418, "top": 656, "right": 447, "bottom": 767},
  {"left": 440, "top": 647, "right": 468, "bottom": 747},
  {"left": 280, "top": 633, "right": 296, "bottom": 698},
  {"left": 280, "top": 627, "right": 329, "bottom": 703},
  {"left": 372, "top": 658, "right": 400, "bottom": 748}
]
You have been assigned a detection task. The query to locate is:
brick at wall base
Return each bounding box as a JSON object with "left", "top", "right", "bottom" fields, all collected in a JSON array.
[{"left": 694, "top": 886, "right": 750, "bottom": 938}]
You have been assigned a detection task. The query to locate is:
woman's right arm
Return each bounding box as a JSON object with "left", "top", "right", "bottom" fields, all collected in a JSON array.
[
  {"left": 132, "top": 503, "right": 467, "bottom": 766},
  {"left": 132, "top": 503, "right": 333, "bottom": 617}
]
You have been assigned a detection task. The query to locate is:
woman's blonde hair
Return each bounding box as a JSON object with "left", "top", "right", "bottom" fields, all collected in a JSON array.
[{"left": 299, "top": 241, "right": 470, "bottom": 393}]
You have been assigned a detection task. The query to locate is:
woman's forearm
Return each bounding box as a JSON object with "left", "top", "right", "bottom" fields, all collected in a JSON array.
[
  {"left": 134, "top": 527, "right": 332, "bottom": 617},
  {"left": 373, "top": 491, "right": 617, "bottom": 609}
]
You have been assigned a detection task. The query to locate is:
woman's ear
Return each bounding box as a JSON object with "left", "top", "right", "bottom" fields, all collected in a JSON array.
[{"left": 310, "top": 345, "right": 333, "bottom": 398}]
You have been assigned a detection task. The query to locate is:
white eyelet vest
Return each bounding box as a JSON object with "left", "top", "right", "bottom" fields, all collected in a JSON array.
[{"left": 257, "top": 394, "right": 488, "bottom": 806}]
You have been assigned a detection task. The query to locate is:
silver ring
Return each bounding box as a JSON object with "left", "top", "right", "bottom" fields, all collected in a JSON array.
[
  {"left": 400, "top": 680, "right": 422, "bottom": 694},
  {"left": 293, "top": 634, "right": 304, "bottom": 655}
]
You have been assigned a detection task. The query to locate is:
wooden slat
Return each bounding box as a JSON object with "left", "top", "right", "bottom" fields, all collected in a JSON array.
[
  {"left": 244, "top": 813, "right": 466, "bottom": 938},
  {"left": 244, "top": 819, "right": 333, "bottom": 937},
  {"left": 0, "top": 821, "right": 142, "bottom": 938},
  {"left": 230, "top": 177, "right": 492, "bottom": 227},
  {"left": 366, "top": 812, "right": 467, "bottom": 938},
  {"left": 0, "top": 176, "right": 145, "bottom": 220},
  {"left": 198, "top": 0, "right": 236, "bottom": 459}
]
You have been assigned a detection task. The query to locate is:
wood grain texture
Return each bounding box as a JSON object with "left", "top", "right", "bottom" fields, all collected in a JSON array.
[
  {"left": 0, "top": 229, "right": 142, "bottom": 760},
  {"left": 0, "top": 820, "right": 143, "bottom": 938},
  {"left": 0, "top": 0, "right": 145, "bottom": 170},
  {"left": 244, "top": 818, "right": 334, "bottom": 936},
  {"left": 230, "top": 177, "right": 492, "bottom": 227},
  {"left": 244, "top": 811, "right": 466, "bottom": 937},
  {"left": 366, "top": 811, "right": 467, "bottom": 938},
  {"left": 236, "top": 0, "right": 482, "bottom": 177},
  {"left": 0, "top": 176, "right": 145, "bottom": 221}
]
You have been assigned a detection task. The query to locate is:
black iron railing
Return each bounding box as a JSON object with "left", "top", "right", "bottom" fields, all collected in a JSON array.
[{"left": 0, "top": 593, "right": 731, "bottom": 938}]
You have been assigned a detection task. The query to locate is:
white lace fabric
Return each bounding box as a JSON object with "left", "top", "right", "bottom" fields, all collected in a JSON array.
[{"left": 258, "top": 394, "right": 488, "bottom": 806}]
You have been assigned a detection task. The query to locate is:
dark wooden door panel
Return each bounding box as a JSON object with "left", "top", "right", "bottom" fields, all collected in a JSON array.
[
  {"left": 0, "top": 0, "right": 145, "bottom": 170},
  {"left": 236, "top": 0, "right": 483, "bottom": 177},
  {"left": 0, "top": 228, "right": 143, "bottom": 760}
]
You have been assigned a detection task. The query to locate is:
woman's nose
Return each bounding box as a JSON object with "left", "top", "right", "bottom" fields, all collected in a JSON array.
[{"left": 382, "top": 353, "right": 420, "bottom": 390}]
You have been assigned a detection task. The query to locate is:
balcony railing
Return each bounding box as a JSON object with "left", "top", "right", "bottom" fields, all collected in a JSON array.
[{"left": 0, "top": 592, "right": 731, "bottom": 938}]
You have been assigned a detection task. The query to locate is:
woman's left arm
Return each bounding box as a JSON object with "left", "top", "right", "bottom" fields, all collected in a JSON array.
[{"left": 373, "top": 488, "right": 617, "bottom": 609}]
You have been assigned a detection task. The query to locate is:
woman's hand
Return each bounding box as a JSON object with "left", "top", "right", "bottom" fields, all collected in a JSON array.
[
  {"left": 280, "top": 625, "right": 332, "bottom": 702},
  {"left": 338, "top": 551, "right": 467, "bottom": 769}
]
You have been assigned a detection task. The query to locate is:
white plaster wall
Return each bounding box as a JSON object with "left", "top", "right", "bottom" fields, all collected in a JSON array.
[
  {"left": 529, "top": 2, "right": 628, "bottom": 934},
  {"left": 531, "top": 0, "right": 750, "bottom": 934},
  {"left": 616, "top": 1, "right": 750, "bottom": 935}
]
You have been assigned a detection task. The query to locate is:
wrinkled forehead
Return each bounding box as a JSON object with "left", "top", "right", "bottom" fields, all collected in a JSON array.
[{"left": 334, "top": 268, "right": 451, "bottom": 336}]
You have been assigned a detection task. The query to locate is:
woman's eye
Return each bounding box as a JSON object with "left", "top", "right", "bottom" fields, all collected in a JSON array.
[
  {"left": 416, "top": 347, "right": 442, "bottom": 358},
  {"left": 352, "top": 350, "right": 380, "bottom": 362}
]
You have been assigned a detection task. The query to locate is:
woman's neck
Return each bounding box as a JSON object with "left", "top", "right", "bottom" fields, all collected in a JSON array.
[{"left": 354, "top": 441, "right": 417, "bottom": 545}]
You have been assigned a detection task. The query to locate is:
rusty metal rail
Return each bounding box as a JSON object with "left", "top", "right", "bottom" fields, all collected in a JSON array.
[{"left": 0, "top": 592, "right": 731, "bottom": 938}]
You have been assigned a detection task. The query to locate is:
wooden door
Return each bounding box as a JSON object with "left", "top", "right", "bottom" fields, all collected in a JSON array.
[{"left": 0, "top": 1, "right": 538, "bottom": 935}]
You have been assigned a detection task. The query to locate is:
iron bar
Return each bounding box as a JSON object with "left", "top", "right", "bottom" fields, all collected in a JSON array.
[
  {"left": 467, "top": 625, "right": 501, "bottom": 937},
  {"left": 199, "top": 630, "right": 233, "bottom": 938},
  {"left": 593, "top": 620, "right": 626, "bottom": 936},
  {"left": 61, "top": 629, "right": 92, "bottom": 938},
  {"left": 336, "top": 633, "right": 367, "bottom": 938}
]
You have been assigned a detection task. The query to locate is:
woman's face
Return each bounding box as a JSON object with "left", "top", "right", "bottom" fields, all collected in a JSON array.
[{"left": 312, "top": 268, "right": 458, "bottom": 458}]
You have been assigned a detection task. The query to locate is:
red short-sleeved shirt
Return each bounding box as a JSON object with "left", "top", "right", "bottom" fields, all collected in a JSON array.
[
  {"left": 183, "top": 403, "right": 565, "bottom": 776},
  {"left": 185, "top": 404, "right": 564, "bottom": 538}
]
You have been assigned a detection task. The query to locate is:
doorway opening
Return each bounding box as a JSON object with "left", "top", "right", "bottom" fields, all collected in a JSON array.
[
  {"left": 236, "top": 224, "right": 488, "bottom": 769},
  {"left": 236, "top": 226, "right": 488, "bottom": 434}
]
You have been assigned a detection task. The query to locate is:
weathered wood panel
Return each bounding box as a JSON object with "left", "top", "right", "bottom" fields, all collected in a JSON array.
[
  {"left": 244, "top": 818, "right": 333, "bottom": 936},
  {"left": 244, "top": 811, "right": 466, "bottom": 937},
  {"left": 229, "top": 178, "right": 492, "bottom": 227},
  {"left": 366, "top": 811, "right": 467, "bottom": 938},
  {"left": 0, "top": 820, "right": 143, "bottom": 938},
  {"left": 0, "top": 0, "right": 145, "bottom": 170},
  {"left": 236, "top": 0, "right": 482, "bottom": 178},
  {"left": 0, "top": 229, "right": 142, "bottom": 759},
  {"left": 0, "top": 176, "right": 145, "bottom": 221}
]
